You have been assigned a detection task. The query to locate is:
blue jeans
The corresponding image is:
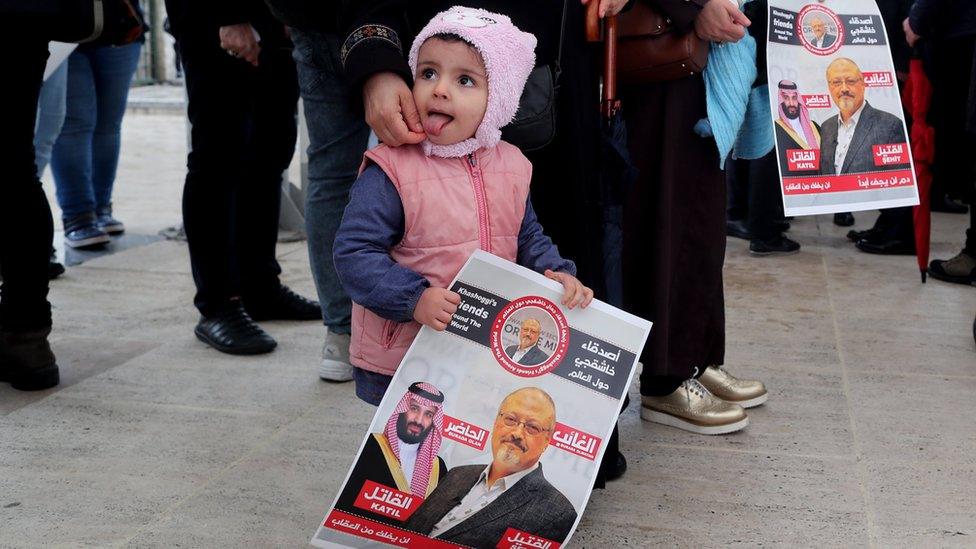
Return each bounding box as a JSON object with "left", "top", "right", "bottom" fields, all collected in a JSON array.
[
  {"left": 34, "top": 61, "right": 68, "bottom": 177},
  {"left": 290, "top": 29, "right": 370, "bottom": 335},
  {"left": 50, "top": 43, "right": 141, "bottom": 219},
  {"left": 354, "top": 367, "right": 392, "bottom": 406}
]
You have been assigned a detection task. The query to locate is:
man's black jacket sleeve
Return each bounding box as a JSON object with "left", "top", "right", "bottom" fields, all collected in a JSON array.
[{"left": 341, "top": 0, "right": 412, "bottom": 96}]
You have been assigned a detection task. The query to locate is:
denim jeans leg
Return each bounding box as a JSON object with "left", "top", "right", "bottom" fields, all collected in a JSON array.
[
  {"left": 34, "top": 61, "right": 68, "bottom": 177},
  {"left": 291, "top": 29, "right": 370, "bottom": 335},
  {"left": 51, "top": 49, "right": 98, "bottom": 219},
  {"left": 90, "top": 42, "right": 141, "bottom": 211}
]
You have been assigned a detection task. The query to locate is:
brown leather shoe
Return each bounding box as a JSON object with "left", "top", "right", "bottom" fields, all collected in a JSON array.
[{"left": 0, "top": 327, "right": 60, "bottom": 391}]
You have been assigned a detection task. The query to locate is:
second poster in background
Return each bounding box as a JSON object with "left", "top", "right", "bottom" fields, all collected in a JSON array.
[{"left": 767, "top": 0, "right": 919, "bottom": 216}]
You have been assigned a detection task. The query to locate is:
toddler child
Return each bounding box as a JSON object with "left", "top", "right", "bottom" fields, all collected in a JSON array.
[{"left": 334, "top": 6, "right": 592, "bottom": 405}]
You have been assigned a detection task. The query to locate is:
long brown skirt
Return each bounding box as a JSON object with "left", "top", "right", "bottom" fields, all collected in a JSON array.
[{"left": 621, "top": 75, "right": 727, "bottom": 395}]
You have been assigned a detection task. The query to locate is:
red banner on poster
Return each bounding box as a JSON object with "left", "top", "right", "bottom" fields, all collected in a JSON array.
[
  {"left": 496, "top": 528, "right": 562, "bottom": 549},
  {"left": 549, "top": 423, "right": 601, "bottom": 461},
  {"left": 442, "top": 415, "right": 490, "bottom": 451},
  {"left": 782, "top": 169, "right": 914, "bottom": 195},
  {"left": 801, "top": 94, "right": 831, "bottom": 108},
  {"left": 786, "top": 148, "right": 821, "bottom": 171},
  {"left": 352, "top": 480, "right": 423, "bottom": 522},
  {"left": 324, "top": 510, "right": 465, "bottom": 549},
  {"left": 862, "top": 71, "right": 894, "bottom": 87},
  {"left": 872, "top": 143, "right": 909, "bottom": 167}
]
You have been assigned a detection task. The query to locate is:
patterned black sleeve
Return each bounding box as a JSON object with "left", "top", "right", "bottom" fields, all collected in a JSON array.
[{"left": 341, "top": 0, "right": 413, "bottom": 98}]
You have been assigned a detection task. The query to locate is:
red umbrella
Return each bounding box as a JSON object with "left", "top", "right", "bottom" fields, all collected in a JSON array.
[{"left": 902, "top": 58, "right": 935, "bottom": 282}]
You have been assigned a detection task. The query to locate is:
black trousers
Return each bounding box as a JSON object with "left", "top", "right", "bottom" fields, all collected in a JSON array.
[
  {"left": 0, "top": 36, "right": 55, "bottom": 332},
  {"left": 175, "top": 25, "right": 299, "bottom": 317},
  {"left": 727, "top": 150, "right": 784, "bottom": 241}
]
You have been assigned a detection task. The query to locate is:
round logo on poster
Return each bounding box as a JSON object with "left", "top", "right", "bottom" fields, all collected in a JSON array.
[
  {"left": 490, "top": 296, "right": 569, "bottom": 377},
  {"left": 797, "top": 4, "right": 845, "bottom": 56}
]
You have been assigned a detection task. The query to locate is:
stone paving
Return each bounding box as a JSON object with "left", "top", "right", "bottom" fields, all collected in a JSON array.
[{"left": 2, "top": 107, "right": 975, "bottom": 548}]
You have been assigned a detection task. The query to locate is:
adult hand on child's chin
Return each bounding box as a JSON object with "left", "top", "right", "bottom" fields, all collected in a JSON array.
[
  {"left": 413, "top": 288, "right": 461, "bottom": 331},
  {"left": 545, "top": 270, "right": 594, "bottom": 310},
  {"left": 363, "top": 72, "right": 427, "bottom": 147}
]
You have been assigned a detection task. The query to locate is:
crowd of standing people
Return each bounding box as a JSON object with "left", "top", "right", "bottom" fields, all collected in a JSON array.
[{"left": 2, "top": 0, "right": 975, "bottom": 497}]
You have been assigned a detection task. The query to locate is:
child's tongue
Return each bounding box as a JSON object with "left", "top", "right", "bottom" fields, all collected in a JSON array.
[{"left": 423, "top": 113, "right": 453, "bottom": 136}]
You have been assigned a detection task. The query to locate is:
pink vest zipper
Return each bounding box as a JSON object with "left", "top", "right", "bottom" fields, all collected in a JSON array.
[{"left": 466, "top": 153, "right": 492, "bottom": 252}]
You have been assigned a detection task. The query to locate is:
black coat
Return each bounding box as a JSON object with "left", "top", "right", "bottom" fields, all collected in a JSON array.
[
  {"left": 341, "top": 1, "right": 566, "bottom": 94},
  {"left": 876, "top": 0, "right": 912, "bottom": 73},
  {"left": 909, "top": 0, "right": 976, "bottom": 40},
  {"left": 403, "top": 464, "right": 577, "bottom": 548},
  {"left": 335, "top": 434, "right": 447, "bottom": 526},
  {"left": 819, "top": 102, "right": 910, "bottom": 175},
  {"left": 164, "top": 0, "right": 289, "bottom": 47}
]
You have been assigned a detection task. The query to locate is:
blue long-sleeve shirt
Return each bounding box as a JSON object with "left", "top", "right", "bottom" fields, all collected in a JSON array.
[{"left": 334, "top": 165, "right": 576, "bottom": 323}]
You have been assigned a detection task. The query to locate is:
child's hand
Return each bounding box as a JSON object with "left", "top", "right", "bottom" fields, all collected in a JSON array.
[
  {"left": 413, "top": 288, "right": 461, "bottom": 331},
  {"left": 545, "top": 270, "right": 594, "bottom": 309}
]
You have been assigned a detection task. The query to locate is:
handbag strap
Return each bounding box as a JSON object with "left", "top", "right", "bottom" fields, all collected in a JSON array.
[{"left": 553, "top": 0, "right": 568, "bottom": 81}]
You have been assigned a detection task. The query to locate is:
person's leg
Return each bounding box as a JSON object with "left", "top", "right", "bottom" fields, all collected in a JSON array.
[
  {"left": 965, "top": 206, "right": 976, "bottom": 257},
  {"left": 748, "top": 150, "right": 800, "bottom": 255},
  {"left": 726, "top": 157, "right": 752, "bottom": 240},
  {"left": 353, "top": 368, "right": 393, "bottom": 406},
  {"left": 51, "top": 50, "right": 98, "bottom": 220},
  {"left": 622, "top": 77, "right": 748, "bottom": 434},
  {"left": 89, "top": 42, "right": 141, "bottom": 229},
  {"left": 291, "top": 29, "right": 370, "bottom": 336},
  {"left": 50, "top": 49, "right": 110, "bottom": 248},
  {"left": 180, "top": 30, "right": 253, "bottom": 316},
  {"left": 0, "top": 36, "right": 59, "bottom": 390},
  {"left": 177, "top": 24, "right": 277, "bottom": 354},
  {"left": 235, "top": 46, "right": 297, "bottom": 304},
  {"left": 34, "top": 61, "right": 69, "bottom": 177}
]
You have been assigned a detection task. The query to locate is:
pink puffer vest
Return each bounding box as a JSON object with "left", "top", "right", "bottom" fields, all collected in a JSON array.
[{"left": 350, "top": 142, "right": 531, "bottom": 376}]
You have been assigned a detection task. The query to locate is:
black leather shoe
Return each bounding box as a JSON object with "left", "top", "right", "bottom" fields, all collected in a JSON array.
[
  {"left": 194, "top": 306, "right": 277, "bottom": 355},
  {"left": 855, "top": 237, "right": 916, "bottom": 255},
  {"left": 244, "top": 285, "right": 321, "bottom": 321},
  {"left": 847, "top": 227, "right": 881, "bottom": 242},
  {"left": 0, "top": 327, "right": 60, "bottom": 391},
  {"left": 750, "top": 235, "right": 801, "bottom": 256},
  {"left": 930, "top": 195, "right": 968, "bottom": 214},
  {"left": 727, "top": 219, "right": 751, "bottom": 240},
  {"left": 833, "top": 212, "right": 855, "bottom": 227}
]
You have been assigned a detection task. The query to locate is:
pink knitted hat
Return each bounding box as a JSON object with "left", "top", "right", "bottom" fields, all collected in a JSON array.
[{"left": 409, "top": 6, "right": 537, "bottom": 158}]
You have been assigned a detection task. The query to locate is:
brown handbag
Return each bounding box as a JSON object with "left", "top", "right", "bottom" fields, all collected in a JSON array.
[{"left": 587, "top": 0, "right": 709, "bottom": 84}]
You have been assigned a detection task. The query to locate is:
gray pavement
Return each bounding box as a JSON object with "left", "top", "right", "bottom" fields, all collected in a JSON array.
[{"left": 2, "top": 110, "right": 975, "bottom": 548}]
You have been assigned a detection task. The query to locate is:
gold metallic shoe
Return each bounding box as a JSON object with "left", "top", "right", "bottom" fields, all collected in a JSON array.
[
  {"left": 640, "top": 379, "right": 748, "bottom": 435},
  {"left": 698, "top": 365, "right": 768, "bottom": 409}
]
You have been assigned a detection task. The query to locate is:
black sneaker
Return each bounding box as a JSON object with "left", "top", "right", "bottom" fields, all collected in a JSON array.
[
  {"left": 749, "top": 235, "right": 801, "bottom": 256},
  {"left": 63, "top": 213, "right": 110, "bottom": 249},
  {"left": 244, "top": 285, "right": 322, "bottom": 321},
  {"left": 833, "top": 212, "right": 855, "bottom": 227},
  {"left": 95, "top": 205, "right": 125, "bottom": 235},
  {"left": 194, "top": 304, "right": 277, "bottom": 355}
]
